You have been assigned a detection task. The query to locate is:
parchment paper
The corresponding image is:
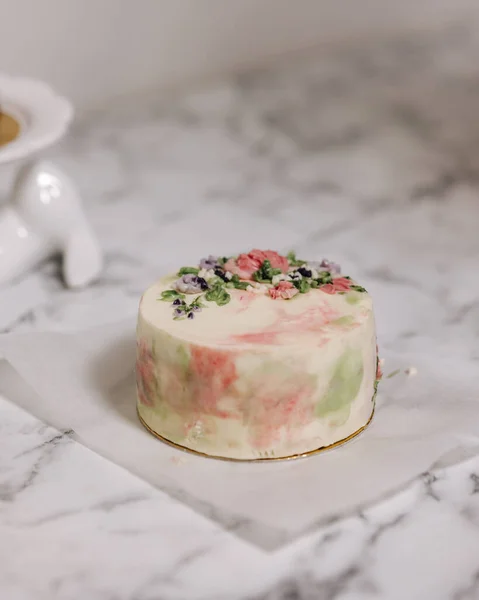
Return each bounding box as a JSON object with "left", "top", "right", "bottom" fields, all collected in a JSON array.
[{"left": 1, "top": 321, "right": 478, "bottom": 548}]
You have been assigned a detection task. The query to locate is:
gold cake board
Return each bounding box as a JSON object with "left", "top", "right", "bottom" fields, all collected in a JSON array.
[
  {"left": 137, "top": 406, "right": 375, "bottom": 462},
  {"left": 0, "top": 112, "right": 21, "bottom": 147}
]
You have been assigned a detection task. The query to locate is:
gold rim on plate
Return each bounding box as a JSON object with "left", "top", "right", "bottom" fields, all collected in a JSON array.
[
  {"left": 0, "top": 112, "right": 21, "bottom": 147},
  {"left": 137, "top": 406, "right": 375, "bottom": 462}
]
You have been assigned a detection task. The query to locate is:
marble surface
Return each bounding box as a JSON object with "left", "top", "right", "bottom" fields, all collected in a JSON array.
[{"left": 1, "top": 24, "right": 479, "bottom": 599}]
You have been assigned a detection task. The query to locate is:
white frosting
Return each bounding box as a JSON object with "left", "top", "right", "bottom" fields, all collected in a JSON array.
[{"left": 137, "top": 274, "right": 378, "bottom": 460}]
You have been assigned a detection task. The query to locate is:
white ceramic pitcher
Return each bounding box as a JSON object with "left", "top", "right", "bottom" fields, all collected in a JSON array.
[
  {"left": 0, "top": 161, "right": 103, "bottom": 287},
  {"left": 0, "top": 74, "right": 102, "bottom": 288}
]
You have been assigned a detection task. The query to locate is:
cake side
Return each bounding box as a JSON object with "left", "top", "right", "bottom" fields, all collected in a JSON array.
[{"left": 136, "top": 250, "right": 381, "bottom": 460}]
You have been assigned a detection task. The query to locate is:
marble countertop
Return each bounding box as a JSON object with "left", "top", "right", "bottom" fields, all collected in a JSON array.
[{"left": 2, "top": 25, "right": 479, "bottom": 600}]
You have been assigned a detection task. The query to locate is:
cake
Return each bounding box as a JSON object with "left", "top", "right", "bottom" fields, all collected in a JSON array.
[{"left": 136, "top": 249, "right": 381, "bottom": 460}]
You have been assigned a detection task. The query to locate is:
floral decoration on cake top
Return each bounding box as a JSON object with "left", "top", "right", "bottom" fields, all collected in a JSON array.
[{"left": 159, "top": 249, "right": 367, "bottom": 321}]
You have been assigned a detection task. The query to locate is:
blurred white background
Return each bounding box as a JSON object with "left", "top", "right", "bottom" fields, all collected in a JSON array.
[{"left": 1, "top": 0, "right": 478, "bottom": 109}]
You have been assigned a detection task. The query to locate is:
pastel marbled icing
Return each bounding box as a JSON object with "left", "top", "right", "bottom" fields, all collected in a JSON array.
[{"left": 136, "top": 269, "right": 378, "bottom": 460}]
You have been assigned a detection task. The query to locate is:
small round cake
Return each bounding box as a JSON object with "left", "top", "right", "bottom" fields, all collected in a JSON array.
[{"left": 136, "top": 250, "right": 381, "bottom": 460}]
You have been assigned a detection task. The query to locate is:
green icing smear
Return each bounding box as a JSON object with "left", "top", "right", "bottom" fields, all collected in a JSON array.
[
  {"left": 176, "top": 344, "right": 190, "bottom": 372},
  {"left": 331, "top": 315, "right": 355, "bottom": 327},
  {"left": 316, "top": 348, "right": 364, "bottom": 418},
  {"left": 345, "top": 292, "right": 361, "bottom": 305}
]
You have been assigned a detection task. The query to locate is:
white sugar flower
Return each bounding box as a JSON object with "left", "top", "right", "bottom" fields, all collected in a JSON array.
[{"left": 198, "top": 268, "right": 216, "bottom": 281}]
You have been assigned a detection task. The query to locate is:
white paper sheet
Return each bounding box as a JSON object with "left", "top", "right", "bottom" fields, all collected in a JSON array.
[{"left": 1, "top": 320, "right": 478, "bottom": 548}]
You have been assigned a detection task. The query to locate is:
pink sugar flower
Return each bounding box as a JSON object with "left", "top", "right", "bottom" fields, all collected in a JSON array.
[
  {"left": 269, "top": 280, "right": 299, "bottom": 300},
  {"left": 250, "top": 249, "right": 289, "bottom": 273},
  {"left": 320, "top": 277, "right": 353, "bottom": 295},
  {"left": 225, "top": 249, "right": 289, "bottom": 281}
]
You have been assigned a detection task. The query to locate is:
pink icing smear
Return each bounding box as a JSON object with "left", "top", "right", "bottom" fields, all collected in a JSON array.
[
  {"left": 233, "top": 331, "right": 279, "bottom": 344},
  {"left": 246, "top": 381, "right": 315, "bottom": 449},
  {"left": 189, "top": 346, "right": 238, "bottom": 419},
  {"left": 236, "top": 291, "right": 258, "bottom": 311},
  {"left": 231, "top": 300, "right": 341, "bottom": 345},
  {"left": 136, "top": 340, "right": 156, "bottom": 407}
]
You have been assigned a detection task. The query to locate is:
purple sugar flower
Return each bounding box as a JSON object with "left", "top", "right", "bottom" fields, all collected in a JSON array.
[
  {"left": 319, "top": 259, "right": 341, "bottom": 274},
  {"left": 174, "top": 274, "right": 209, "bottom": 294},
  {"left": 199, "top": 255, "right": 220, "bottom": 270}
]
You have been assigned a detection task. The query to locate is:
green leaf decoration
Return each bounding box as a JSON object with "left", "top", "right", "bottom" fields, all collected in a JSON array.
[
  {"left": 190, "top": 296, "right": 206, "bottom": 310},
  {"left": 205, "top": 276, "right": 222, "bottom": 288},
  {"left": 373, "top": 373, "right": 380, "bottom": 401},
  {"left": 316, "top": 348, "right": 364, "bottom": 417},
  {"left": 230, "top": 274, "right": 250, "bottom": 290},
  {"left": 293, "top": 279, "right": 311, "bottom": 294},
  {"left": 253, "top": 259, "right": 282, "bottom": 283},
  {"left": 159, "top": 290, "right": 185, "bottom": 301},
  {"left": 287, "top": 251, "right": 306, "bottom": 267},
  {"left": 316, "top": 271, "right": 333, "bottom": 285},
  {"left": 177, "top": 266, "right": 199, "bottom": 276},
  {"left": 205, "top": 283, "right": 231, "bottom": 306},
  {"left": 218, "top": 290, "right": 231, "bottom": 306},
  {"left": 350, "top": 284, "right": 367, "bottom": 293}
]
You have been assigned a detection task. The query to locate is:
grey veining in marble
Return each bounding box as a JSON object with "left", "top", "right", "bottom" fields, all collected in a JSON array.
[{"left": 1, "top": 23, "right": 479, "bottom": 600}]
